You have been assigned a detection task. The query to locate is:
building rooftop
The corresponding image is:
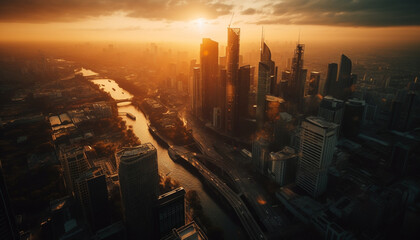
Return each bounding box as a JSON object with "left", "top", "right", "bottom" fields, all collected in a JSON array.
[
  {"left": 266, "top": 95, "right": 285, "bottom": 103},
  {"left": 116, "top": 143, "right": 156, "bottom": 163},
  {"left": 158, "top": 187, "right": 186, "bottom": 205},
  {"left": 306, "top": 116, "right": 339, "bottom": 130}
]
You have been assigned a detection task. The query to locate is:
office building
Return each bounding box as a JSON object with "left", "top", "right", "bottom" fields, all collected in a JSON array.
[
  {"left": 218, "top": 68, "right": 227, "bottom": 130},
  {"left": 270, "top": 146, "right": 297, "bottom": 186},
  {"left": 257, "top": 41, "right": 276, "bottom": 130},
  {"left": 342, "top": 98, "right": 365, "bottom": 138},
  {"left": 162, "top": 221, "right": 208, "bottom": 240},
  {"left": 252, "top": 137, "right": 270, "bottom": 174},
  {"left": 117, "top": 143, "right": 159, "bottom": 240},
  {"left": 75, "top": 167, "right": 109, "bottom": 232},
  {"left": 318, "top": 96, "right": 345, "bottom": 125},
  {"left": 296, "top": 117, "right": 338, "bottom": 197},
  {"left": 200, "top": 38, "right": 219, "bottom": 121},
  {"left": 59, "top": 146, "right": 91, "bottom": 195},
  {"left": 324, "top": 63, "right": 338, "bottom": 96},
  {"left": 191, "top": 67, "right": 202, "bottom": 117},
  {"left": 225, "top": 27, "right": 240, "bottom": 135},
  {"left": 288, "top": 43, "right": 306, "bottom": 111},
  {"left": 337, "top": 54, "right": 352, "bottom": 100},
  {"left": 308, "top": 71, "right": 320, "bottom": 96},
  {"left": 157, "top": 187, "right": 186, "bottom": 238},
  {"left": 0, "top": 162, "right": 18, "bottom": 240},
  {"left": 238, "top": 65, "right": 252, "bottom": 123}
]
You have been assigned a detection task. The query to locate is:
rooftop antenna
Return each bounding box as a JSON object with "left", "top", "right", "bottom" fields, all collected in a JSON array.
[
  {"left": 228, "top": 12, "right": 235, "bottom": 28},
  {"left": 261, "top": 26, "right": 264, "bottom": 55},
  {"left": 298, "top": 29, "right": 301, "bottom": 44}
]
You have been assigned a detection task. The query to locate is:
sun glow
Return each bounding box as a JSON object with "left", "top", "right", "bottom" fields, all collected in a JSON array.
[{"left": 193, "top": 18, "right": 205, "bottom": 33}]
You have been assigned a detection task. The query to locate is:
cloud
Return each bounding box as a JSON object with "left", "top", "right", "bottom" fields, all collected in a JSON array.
[
  {"left": 255, "top": 0, "right": 420, "bottom": 27},
  {"left": 241, "top": 8, "right": 257, "bottom": 15},
  {"left": 0, "top": 0, "right": 233, "bottom": 23}
]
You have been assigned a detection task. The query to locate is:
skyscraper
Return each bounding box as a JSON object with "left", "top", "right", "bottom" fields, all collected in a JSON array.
[
  {"left": 257, "top": 41, "right": 276, "bottom": 130},
  {"left": 337, "top": 54, "right": 352, "bottom": 100},
  {"left": 75, "top": 167, "right": 109, "bottom": 232},
  {"left": 59, "top": 146, "right": 91, "bottom": 195},
  {"left": 296, "top": 116, "right": 338, "bottom": 197},
  {"left": 252, "top": 137, "right": 270, "bottom": 173},
  {"left": 318, "top": 96, "right": 345, "bottom": 125},
  {"left": 0, "top": 162, "right": 18, "bottom": 240},
  {"left": 238, "top": 65, "right": 251, "bottom": 123},
  {"left": 289, "top": 43, "right": 306, "bottom": 111},
  {"left": 308, "top": 71, "right": 321, "bottom": 96},
  {"left": 157, "top": 187, "right": 186, "bottom": 238},
  {"left": 324, "top": 63, "right": 338, "bottom": 96},
  {"left": 191, "top": 67, "right": 202, "bottom": 117},
  {"left": 117, "top": 143, "right": 159, "bottom": 240},
  {"left": 200, "top": 38, "right": 219, "bottom": 121},
  {"left": 225, "top": 27, "right": 240, "bottom": 135}
]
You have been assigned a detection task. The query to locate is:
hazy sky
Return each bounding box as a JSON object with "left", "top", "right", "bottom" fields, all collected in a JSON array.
[{"left": 0, "top": 0, "right": 419, "bottom": 46}]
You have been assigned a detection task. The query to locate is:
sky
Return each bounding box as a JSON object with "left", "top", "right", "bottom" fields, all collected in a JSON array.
[{"left": 0, "top": 0, "right": 419, "bottom": 46}]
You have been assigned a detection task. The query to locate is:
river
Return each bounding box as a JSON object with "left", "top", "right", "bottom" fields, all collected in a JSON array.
[{"left": 78, "top": 68, "right": 245, "bottom": 239}]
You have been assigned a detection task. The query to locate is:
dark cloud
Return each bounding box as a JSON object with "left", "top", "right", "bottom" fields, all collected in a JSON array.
[
  {"left": 256, "top": 0, "right": 420, "bottom": 26},
  {"left": 241, "top": 8, "right": 257, "bottom": 15},
  {"left": 0, "top": 0, "right": 233, "bottom": 23}
]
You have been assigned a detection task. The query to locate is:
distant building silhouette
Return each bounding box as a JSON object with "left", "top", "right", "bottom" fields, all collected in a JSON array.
[
  {"left": 117, "top": 143, "right": 159, "bottom": 240},
  {"left": 324, "top": 63, "right": 338, "bottom": 96},
  {"left": 191, "top": 67, "right": 202, "bottom": 117},
  {"left": 308, "top": 71, "right": 320, "bottom": 96},
  {"left": 289, "top": 44, "right": 306, "bottom": 111}
]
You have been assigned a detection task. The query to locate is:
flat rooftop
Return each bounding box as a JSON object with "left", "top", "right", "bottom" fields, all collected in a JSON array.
[
  {"left": 117, "top": 143, "right": 156, "bottom": 160},
  {"left": 306, "top": 116, "right": 339, "bottom": 130}
]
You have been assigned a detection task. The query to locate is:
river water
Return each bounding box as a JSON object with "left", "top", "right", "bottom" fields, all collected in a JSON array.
[{"left": 79, "top": 68, "right": 244, "bottom": 239}]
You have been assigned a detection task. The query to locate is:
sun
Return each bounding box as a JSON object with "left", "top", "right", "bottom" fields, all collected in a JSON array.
[{"left": 193, "top": 18, "right": 205, "bottom": 33}]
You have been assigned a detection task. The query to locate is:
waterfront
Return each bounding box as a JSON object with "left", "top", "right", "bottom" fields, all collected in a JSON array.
[{"left": 86, "top": 71, "right": 245, "bottom": 239}]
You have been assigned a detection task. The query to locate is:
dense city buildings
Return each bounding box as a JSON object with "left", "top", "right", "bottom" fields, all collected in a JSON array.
[{"left": 117, "top": 144, "right": 159, "bottom": 240}]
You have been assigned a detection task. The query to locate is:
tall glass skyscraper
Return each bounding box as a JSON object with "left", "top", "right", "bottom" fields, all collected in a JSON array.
[
  {"left": 200, "top": 38, "right": 219, "bottom": 121},
  {"left": 117, "top": 143, "right": 159, "bottom": 240},
  {"left": 324, "top": 63, "right": 338, "bottom": 96},
  {"left": 257, "top": 42, "right": 276, "bottom": 130},
  {"left": 225, "top": 27, "right": 240, "bottom": 135}
]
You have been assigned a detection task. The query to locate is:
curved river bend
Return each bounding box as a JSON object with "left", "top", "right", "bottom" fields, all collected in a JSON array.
[{"left": 82, "top": 68, "right": 245, "bottom": 239}]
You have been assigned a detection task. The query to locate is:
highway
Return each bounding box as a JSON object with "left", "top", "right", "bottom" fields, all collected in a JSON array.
[{"left": 173, "top": 147, "right": 266, "bottom": 240}]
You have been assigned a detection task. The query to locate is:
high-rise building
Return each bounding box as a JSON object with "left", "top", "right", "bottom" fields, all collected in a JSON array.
[
  {"left": 296, "top": 116, "right": 338, "bottom": 197},
  {"left": 0, "top": 162, "right": 18, "bottom": 240},
  {"left": 157, "top": 187, "right": 186, "bottom": 238},
  {"left": 337, "top": 54, "right": 352, "bottom": 100},
  {"left": 218, "top": 68, "right": 227, "bottom": 130},
  {"left": 308, "top": 71, "right": 320, "bottom": 96},
  {"left": 238, "top": 65, "right": 252, "bottom": 122},
  {"left": 200, "top": 38, "right": 219, "bottom": 121},
  {"left": 225, "top": 27, "right": 240, "bottom": 135},
  {"left": 257, "top": 42, "right": 276, "bottom": 129},
  {"left": 342, "top": 98, "right": 365, "bottom": 138},
  {"left": 75, "top": 167, "right": 109, "bottom": 232},
  {"left": 59, "top": 146, "right": 91, "bottom": 195},
  {"left": 270, "top": 146, "right": 297, "bottom": 186},
  {"left": 318, "top": 96, "right": 345, "bottom": 125},
  {"left": 117, "top": 143, "right": 159, "bottom": 240},
  {"left": 289, "top": 44, "right": 306, "bottom": 111},
  {"left": 252, "top": 137, "right": 270, "bottom": 173},
  {"left": 191, "top": 67, "right": 202, "bottom": 117},
  {"left": 324, "top": 63, "right": 338, "bottom": 96}
]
